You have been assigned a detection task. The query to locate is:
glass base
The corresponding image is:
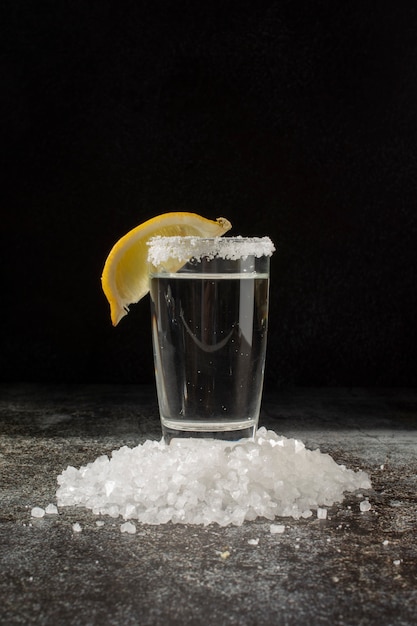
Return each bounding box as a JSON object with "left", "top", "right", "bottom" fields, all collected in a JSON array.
[{"left": 161, "top": 418, "right": 257, "bottom": 444}]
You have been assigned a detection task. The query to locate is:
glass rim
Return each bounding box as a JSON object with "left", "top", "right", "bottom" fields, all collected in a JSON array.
[{"left": 147, "top": 235, "right": 275, "bottom": 263}]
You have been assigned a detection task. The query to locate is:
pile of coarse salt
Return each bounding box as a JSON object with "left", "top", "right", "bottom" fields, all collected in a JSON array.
[{"left": 56, "top": 428, "right": 370, "bottom": 527}]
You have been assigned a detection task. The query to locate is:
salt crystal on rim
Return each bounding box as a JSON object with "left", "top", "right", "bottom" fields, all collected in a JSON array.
[{"left": 147, "top": 236, "right": 275, "bottom": 265}]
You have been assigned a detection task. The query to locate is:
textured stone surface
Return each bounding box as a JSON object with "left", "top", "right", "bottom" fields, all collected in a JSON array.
[{"left": 1, "top": 385, "right": 416, "bottom": 625}]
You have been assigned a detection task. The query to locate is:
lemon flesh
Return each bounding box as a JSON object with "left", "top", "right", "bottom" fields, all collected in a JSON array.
[{"left": 101, "top": 212, "right": 232, "bottom": 325}]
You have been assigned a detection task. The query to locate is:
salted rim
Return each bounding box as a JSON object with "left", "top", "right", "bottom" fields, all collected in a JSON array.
[{"left": 147, "top": 236, "right": 275, "bottom": 264}]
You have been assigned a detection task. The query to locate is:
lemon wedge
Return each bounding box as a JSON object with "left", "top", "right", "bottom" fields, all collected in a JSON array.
[{"left": 101, "top": 212, "right": 232, "bottom": 325}]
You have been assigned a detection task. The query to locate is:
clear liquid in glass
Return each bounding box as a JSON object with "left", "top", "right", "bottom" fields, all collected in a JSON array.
[{"left": 150, "top": 270, "right": 269, "bottom": 442}]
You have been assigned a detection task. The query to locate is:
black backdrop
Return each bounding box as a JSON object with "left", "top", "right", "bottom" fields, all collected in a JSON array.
[{"left": 2, "top": 1, "right": 417, "bottom": 388}]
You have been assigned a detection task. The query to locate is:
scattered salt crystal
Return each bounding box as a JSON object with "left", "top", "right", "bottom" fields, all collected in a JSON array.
[
  {"left": 45, "top": 503, "right": 58, "bottom": 515},
  {"left": 72, "top": 522, "right": 82, "bottom": 533},
  {"left": 393, "top": 559, "right": 401, "bottom": 566},
  {"left": 380, "top": 464, "right": 384, "bottom": 470},
  {"left": 96, "top": 520, "right": 105, "bottom": 527},
  {"left": 317, "top": 508, "right": 327, "bottom": 520},
  {"left": 120, "top": 521, "right": 136, "bottom": 534},
  {"left": 360, "top": 500, "right": 371, "bottom": 512},
  {"left": 382, "top": 540, "right": 389, "bottom": 546},
  {"left": 248, "top": 538, "right": 259, "bottom": 545},
  {"left": 31, "top": 507, "right": 45, "bottom": 518},
  {"left": 56, "top": 427, "right": 371, "bottom": 527},
  {"left": 270, "top": 524, "right": 285, "bottom": 534}
]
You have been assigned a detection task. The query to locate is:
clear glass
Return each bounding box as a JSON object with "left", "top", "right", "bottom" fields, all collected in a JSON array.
[{"left": 148, "top": 237, "right": 273, "bottom": 443}]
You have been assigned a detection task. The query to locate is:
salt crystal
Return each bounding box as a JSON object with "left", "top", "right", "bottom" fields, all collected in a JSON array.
[
  {"left": 382, "top": 540, "right": 389, "bottom": 546},
  {"left": 360, "top": 500, "right": 371, "bottom": 512},
  {"left": 31, "top": 507, "right": 45, "bottom": 518},
  {"left": 56, "top": 427, "right": 371, "bottom": 527},
  {"left": 248, "top": 538, "right": 259, "bottom": 545},
  {"left": 317, "top": 508, "right": 327, "bottom": 519},
  {"left": 120, "top": 521, "right": 136, "bottom": 534},
  {"left": 147, "top": 235, "right": 275, "bottom": 266},
  {"left": 107, "top": 505, "right": 120, "bottom": 518},
  {"left": 294, "top": 440, "right": 305, "bottom": 453},
  {"left": 45, "top": 503, "right": 58, "bottom": 515},
  {"left": 96, "top": 520, "right": 105, "bottom": 527},
  {"left": 270, "top": 524, "right": 285, "bottom": 534},
  {"left": 104, "top": 480, "right": 116, "bottom": 497},
  {"left": 393, "top": 559, "right": 401, "bottom": 566},
  {"left": 72, "top": 522, "right": 82, "bottom": 533}
]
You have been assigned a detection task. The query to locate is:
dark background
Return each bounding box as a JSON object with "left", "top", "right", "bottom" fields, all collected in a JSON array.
[{"left": 2, "top": 1, "right": 417, "bottom": 388}]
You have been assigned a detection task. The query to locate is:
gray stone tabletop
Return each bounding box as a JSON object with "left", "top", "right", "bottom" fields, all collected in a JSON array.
[{"left": 0, "top": 385, "right": 416, "bottom": 625}]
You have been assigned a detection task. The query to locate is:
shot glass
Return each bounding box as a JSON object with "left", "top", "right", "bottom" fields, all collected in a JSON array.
[{"left": 147, "top": 236, "right": 275, "bottom": 443}]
